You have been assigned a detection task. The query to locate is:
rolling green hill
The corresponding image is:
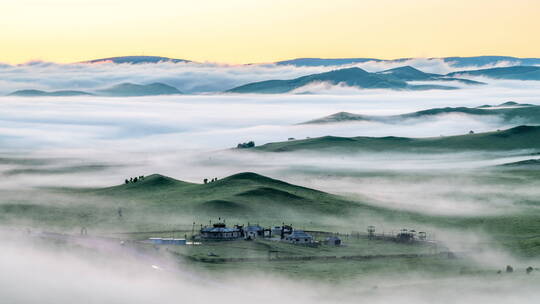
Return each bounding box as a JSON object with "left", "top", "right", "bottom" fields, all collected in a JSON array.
[
  {"left": 8, "top": 89, "right": 93, "bottom": 97},
  {"left": 87, "top": 172, "right": 358, "bottom": 218},
  {"left": 255, "top": 126, "right": 540, "bottom": 152},
  {"left": 498, "top": 159, "right": 540, "bottom": 168},
  {"left": 1, "top": 170, "right": 539, "bottom": 256},
  {"left": 301, "top": 102, "right": 540, "bottom": 125}
]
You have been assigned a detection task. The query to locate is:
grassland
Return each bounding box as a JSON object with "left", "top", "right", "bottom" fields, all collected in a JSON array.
[
  {"left": 255, "top": 125, "right": 540, "bottom": 153},
  {"left": 2, "top": 168, "right": 539, "bottom": 260}
]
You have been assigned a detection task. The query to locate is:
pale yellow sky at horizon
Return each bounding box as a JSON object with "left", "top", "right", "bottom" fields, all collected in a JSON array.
[{"left": 1, "top": 0, "right": 539, "bottom": 64}]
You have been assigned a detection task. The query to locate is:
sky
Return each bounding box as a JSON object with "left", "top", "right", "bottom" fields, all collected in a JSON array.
[{"left": 1, "top": 0, "right": 540, "bottom": 64}]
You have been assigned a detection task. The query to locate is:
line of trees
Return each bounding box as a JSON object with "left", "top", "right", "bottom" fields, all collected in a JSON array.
[
  {"left": 125, "top": 175, "right": 145, "bottom": 184},
  {"left": 237, "top": 141, "right": 255, "bottom": 149},
  {"left": 204, "top": 177, "right": 218, "bottom": 184}
]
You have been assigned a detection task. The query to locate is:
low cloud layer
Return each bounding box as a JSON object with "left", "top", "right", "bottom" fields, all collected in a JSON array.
[
  {"left": 1, "top": 87, "right": 539, "bottom": 216},
  {"left": 0, "top": 57, "right": 535, "bottom": 94},
  {"left": 2, "top": 230, "right": 539, "bottom": 304}
]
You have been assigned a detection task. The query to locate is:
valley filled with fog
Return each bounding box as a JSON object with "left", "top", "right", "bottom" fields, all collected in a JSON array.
[{"left": 1, "top": 59, "right": 540, "bottom": 303}]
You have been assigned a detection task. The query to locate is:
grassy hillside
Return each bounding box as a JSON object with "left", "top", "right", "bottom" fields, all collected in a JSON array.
[
  {"left": 302, "top": 102, "right": 540, "bottom": 125},
  {"left": 4, "top": 172, "right": 362, "bottom": 230},
  {"left": 1, "top": 170, "right": 539, "bottom": 257},
  {"left": 87, "top": 172, "right": 359, "bottom": 217},
  {"left": 255, "top": 126, "right": 540, "bottom": 153}
]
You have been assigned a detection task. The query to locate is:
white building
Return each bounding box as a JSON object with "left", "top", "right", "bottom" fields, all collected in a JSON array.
[
  {"left": 284, "top": 230, "right": 313, "bottom": 244},
  {"left": 244, "top": 225, "right": 263, "bottom": 239},
  {"left": 200, "top": 223, "right": 242, "bottom": 240}
]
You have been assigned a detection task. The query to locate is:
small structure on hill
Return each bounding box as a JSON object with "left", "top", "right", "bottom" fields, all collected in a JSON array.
[
  {"left": 272, "top": 224, "right": 293, "bottom": 239},
  {"left": 200, "top": 222, "right": 242, "bottom": 240},
  {"left": 244, "top": 224, "right": 264, "bottom": 240},
  {"left": 367, "top": 225, "right": 376, "bottom": 239},
  {"left": 325, "top": 236, "right": 342, "bottom": 246},
  {"left": 242, "top": 223, "right": 272, "bottom": 240},
  {"left": 396, "top": 229, "right": 415, "bottom": 243},
  {"left": 285, "top": 230, "right": 313, "bottom": 244}
]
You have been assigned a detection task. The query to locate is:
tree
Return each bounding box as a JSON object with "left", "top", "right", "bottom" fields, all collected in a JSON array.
[
  {"left": 237, "top": 141, "right": 256, "bottom": 149},
  {"left": 204, "top": 178, "right": 208, "bottom": 184},
  {"left": 133, "top": 177, "right": 138, "bottom": 183},
  {"left": 125, "top": 179, "right": 129, "bottom": 184}
]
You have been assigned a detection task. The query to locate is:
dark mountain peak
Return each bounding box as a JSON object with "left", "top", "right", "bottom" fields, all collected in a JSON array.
[
  {"left": 378, "top": 65, "right": 440, "bottom": 80},
  {"left": 384, "top": 65, "right": 424, "bottom": 73},
  {"left": 224, "top": 172, "right": 276, "bottom": 182},
  {"left": 500, "top": 101, "right": 519, "bottom": 106},
  {"left": 317, "top": 67, "right": 369, "bottom": 77},
  {"left": 301, "top": 111, "right": 368, "bottom": 124}
]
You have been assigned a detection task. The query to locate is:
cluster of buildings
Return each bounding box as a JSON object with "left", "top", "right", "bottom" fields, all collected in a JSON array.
[
  {"left": 199, "top": 222, "right": 323, "bottom": 245},
  {"left": 146, "top": 223, "right": 428, "bottom": 248}
]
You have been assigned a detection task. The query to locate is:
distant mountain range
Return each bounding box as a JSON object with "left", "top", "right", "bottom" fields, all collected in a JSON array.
[
  {"left": 448, "top": 66, "right": 540, "bottom": 80},
  {"left": 84, "top": 56, "right": 191, "bottom": 64},
  {"left": 275, "top": 56, "right": 540, "bottom": 67},
  {"left": 8, "top": 90, "right": 93, "bottom": 97},
  {"left": 8, "top": 58, "right": 540, "bottom": 96},
  {"left": 8, "top": 82, "right": 182, "bottom": 97},
  {"left": 80, "top": 55, "right": 540, "bottom": 68},
  {"left": 376, "top": 66, "right": 483, "bottom": 84},
  {"left": 96, "top": 82, "right": 182, "bottom": 96},
  {"left": 254, "top": 125, "right": 540, "bottom": 153},
  {"left": 227, "top": 66, "right": 483, "bottom": 93},
  {"left": 301, "top": 102, "right": 540, "bottom": 125}
]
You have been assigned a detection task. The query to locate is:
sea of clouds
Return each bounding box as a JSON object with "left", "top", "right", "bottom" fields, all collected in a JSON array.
[
  {"left": 1, "top": 229, "right": 539, "bottom": 304},
  {"left": 0, "top": 57, "right": 531, "bottom": 94},
  {"left": 1, "top": 60, "right": 540, "bottom": 304},
  {"left": 1, "top": 59, "right": 540, "bottom": 214}
]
